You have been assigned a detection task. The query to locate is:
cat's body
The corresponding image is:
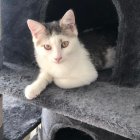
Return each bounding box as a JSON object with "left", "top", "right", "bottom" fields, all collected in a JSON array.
[
  {"left": 80, "top": 30, "right": 116, "bottom": 70},
  {"left": 35, "top": 31, "right": 97, "bottom": 89},
  {"left": 25, "top": 10, "right": 115, "bottom": 100}
]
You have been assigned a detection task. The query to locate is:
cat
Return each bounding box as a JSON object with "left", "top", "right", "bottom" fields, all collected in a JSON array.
[{"left": 25, "top": 9, "right": 115, "bottom": 100}]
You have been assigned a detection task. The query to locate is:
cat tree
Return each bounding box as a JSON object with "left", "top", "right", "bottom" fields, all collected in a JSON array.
[{"left": 1, "top": 0, "right": 140, "bottom": 139}]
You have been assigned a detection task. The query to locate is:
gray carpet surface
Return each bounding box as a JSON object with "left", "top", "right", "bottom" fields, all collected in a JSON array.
[
  {"left": 3, "top": 95, "right": 41, "bottom": 140},
  {"left": 2, "top": 75, "right": 41, "bottom": 140},
  {"left": 0, "top": 63, "right": 140, "bottom": 140}
]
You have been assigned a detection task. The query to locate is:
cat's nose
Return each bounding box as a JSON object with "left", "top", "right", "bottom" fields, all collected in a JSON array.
[{"left": 55, "top": 57, "right": 62, "bottom": 63}]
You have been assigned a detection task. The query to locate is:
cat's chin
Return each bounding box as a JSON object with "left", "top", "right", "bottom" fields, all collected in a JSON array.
[{"left": 53, "top": 60, "right": 63, "bottom": 64}]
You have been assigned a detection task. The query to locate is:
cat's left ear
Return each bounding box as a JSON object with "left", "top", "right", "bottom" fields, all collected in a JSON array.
[
  {"left": 60, "top": 9, "right": 78, "bottom": 36},
  {"left": 27, "top": 19, "right": 46, "bottom": 38}
]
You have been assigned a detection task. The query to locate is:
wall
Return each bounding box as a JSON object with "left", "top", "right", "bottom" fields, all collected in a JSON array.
[
  {"left": 0, "top": 0, "right": 3, "bottom": 68},
  {"left": 0, "top": 95, "right": 2, "bottom": 138}
]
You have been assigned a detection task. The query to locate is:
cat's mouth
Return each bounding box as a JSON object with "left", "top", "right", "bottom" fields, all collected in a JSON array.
[
  {"left": 55, "top": 61, "right": 61, "bottom": 64},
  {"left": 53, "top": 60, "right": 63, "bottom": 64}
]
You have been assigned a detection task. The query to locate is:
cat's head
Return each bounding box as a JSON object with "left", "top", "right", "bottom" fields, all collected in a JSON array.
[{"left": 27, "top": 9, "right": 80, "bottom": 64}]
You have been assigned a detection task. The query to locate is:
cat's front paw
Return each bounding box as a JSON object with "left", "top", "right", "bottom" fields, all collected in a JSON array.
[{"left": 24, "top": 85, "right": 40, "bottom": 100}]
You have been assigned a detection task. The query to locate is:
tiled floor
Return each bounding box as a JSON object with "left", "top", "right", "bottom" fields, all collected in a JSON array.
[{"left": 24, "top": 124, "right": 41, "bottom": 140}]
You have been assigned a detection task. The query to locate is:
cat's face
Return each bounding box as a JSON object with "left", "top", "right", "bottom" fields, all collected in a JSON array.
[{"left": 27, "top": 10, "right": 79, "bottom": 64}]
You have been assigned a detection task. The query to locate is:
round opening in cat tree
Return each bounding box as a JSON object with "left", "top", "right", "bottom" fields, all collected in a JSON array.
[
  {"left": 53, "top": 127, "right": 95, "bottom": 140},
  {"left": 40, "top": 0, "right": 119, "bottom": 46}
]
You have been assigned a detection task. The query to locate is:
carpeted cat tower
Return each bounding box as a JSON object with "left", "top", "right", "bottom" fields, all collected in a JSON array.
[{"left": 1, "top": 0, "right": 140, "bottom": 140}]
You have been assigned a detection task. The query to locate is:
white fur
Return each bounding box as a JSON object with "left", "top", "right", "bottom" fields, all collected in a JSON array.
[
  {"left": 25, "top": 33, "right": 98, "bottom": 99},
  {"left": 25, "top": 10, "right": 98, "bottom": 100}
]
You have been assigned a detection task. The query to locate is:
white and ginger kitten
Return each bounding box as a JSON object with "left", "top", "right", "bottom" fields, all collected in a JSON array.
[{"left": 25, "top": 10, "right": 98, "bottom": 100}]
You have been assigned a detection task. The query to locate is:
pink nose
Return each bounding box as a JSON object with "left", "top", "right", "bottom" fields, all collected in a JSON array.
[{"left": 55, "top": 57, "right": 62, "bottom": 63}]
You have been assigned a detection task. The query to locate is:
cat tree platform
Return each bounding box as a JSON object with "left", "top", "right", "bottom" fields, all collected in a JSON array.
[
  {"left": 3, "top": 95, "right": 41, "bottom": 140},
  {"left": 0, "top": 63, "right": 140, "bottom": 140}
]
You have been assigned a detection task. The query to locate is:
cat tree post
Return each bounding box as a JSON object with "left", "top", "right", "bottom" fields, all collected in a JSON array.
[
  {"left": 0, "top": 95, "right": 3, "bottom": 138},
  {"left": 0, "top": 0, "right": 3, "bottom": 69},
  {"left": 112, "top": 0, "right": 140, "bottom": 86},
  {"left": 0, "top": 0, "right": 3, "bottom": 136}
]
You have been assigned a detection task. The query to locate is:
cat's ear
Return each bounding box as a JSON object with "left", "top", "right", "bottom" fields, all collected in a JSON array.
[
  {"left": 60, "top": 9, "right": 78, "bottom": 36},
  {"left": 27, "top": 19, "right": 46, "bottom": 38}
]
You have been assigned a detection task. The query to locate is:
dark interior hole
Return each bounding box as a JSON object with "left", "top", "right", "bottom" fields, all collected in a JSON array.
[
  {"left": 53, "top": 128, "right": 95, "bottom": 140},
  {"left": 44, "top": 0, "right": 119, "bottom": 81},
  {"left": 45, "top": 0, "right": 118, "bottom": 33},
  {"left": 44, "top": 0, "right": 118, "bottom": 41}
]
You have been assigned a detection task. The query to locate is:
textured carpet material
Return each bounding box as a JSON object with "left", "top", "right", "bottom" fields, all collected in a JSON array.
[
  {"left": 3, "top": 90, "right": 41, "bottom": 139},
  {"left": 0, "top": 63, "right": 140, "bottom": 140},
  {"left": 41, "top": 108, "right": 131, "bottom": 140}
]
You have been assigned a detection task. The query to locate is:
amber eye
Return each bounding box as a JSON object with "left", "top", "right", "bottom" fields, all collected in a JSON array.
[
  {"left": 44, "top": 44, "right": 51, "bottom": 50},
  {"left": 61, "top": 41, "right": 69, "bottom": 48}
]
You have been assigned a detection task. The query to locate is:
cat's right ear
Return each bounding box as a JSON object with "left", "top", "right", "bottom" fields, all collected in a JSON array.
[{"left": 27, "top": 19, "right": 46, "bottom": 38}]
